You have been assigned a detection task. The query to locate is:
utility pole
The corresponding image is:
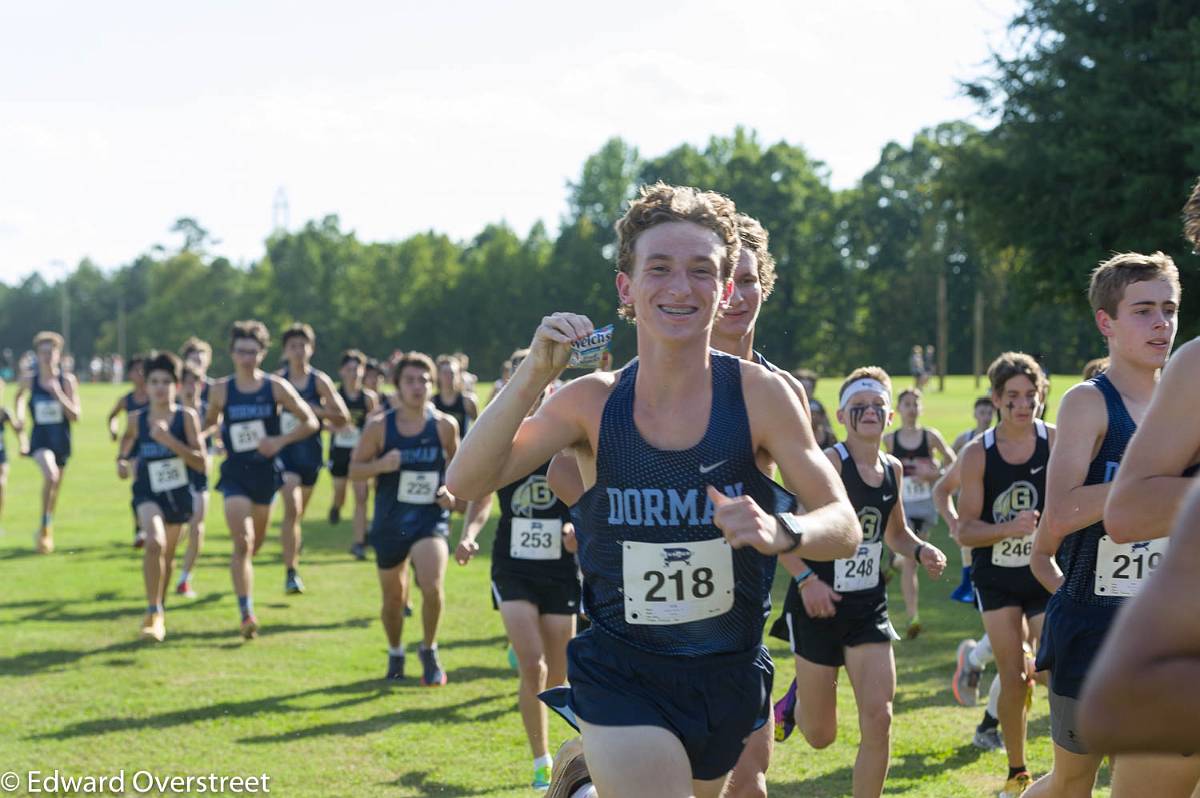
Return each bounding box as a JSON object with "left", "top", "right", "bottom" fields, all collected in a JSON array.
[
  {"left": 117, "top": 295, "right": 127, "bottom": 361},
  {"left": 61, "top": 283, "right": 71, "bottom": 355},
  {"left": 973, "top": 285, "right": 984, "bottom": 388},
  {"left": 937, "top": 266, "right": 948, "bottom": 392}
]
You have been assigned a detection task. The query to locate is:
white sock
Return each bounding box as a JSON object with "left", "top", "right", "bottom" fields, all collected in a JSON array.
[
  {"left": 388, "top": 646, "right": 404, "bottom": 657},
  {"left": 986, "top": 673, "right": 1001, "bottom": 717},
  {"left": 970, "top": 634, "right": 994, "bottom": 670},
  {"left": 571, "top": 786, "right": 596, "bottom": 798},
  {"left": 533, "top": 754, "right": 552, "bottom": 770}
]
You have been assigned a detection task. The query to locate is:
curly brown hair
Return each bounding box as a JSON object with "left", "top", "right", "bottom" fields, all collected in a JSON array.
[
  {"left": 614, "top": 182, "right": 741, "bottom": 320},
  {"left": 1184, "top": 177, "right": 1200, "bottom": 254},
  {"left": 987, "top": 352, "right": 1047, "bottom": 400},
  {"left": 735, "top": 213, "right": 777, "bottom": 301}
]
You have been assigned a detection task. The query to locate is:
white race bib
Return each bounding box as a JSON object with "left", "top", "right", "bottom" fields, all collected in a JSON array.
[
  {"left": 992, "top": 536, "right": 1033, "bottom": 567},
  {"left": 622, "top": 538, "right": 734, "bottom": 625},
  {"left": 229, "top": 420, "right": 267, "bottom": 453},
  {"left": 903, "top": 478, "right": 932, "bottom": 502},
  {"left": 834, "top": 542, "right": 882, "bottom": 592},
  {"left": 280, "top": 411, "right": 299, "bottom": 436},
  {"left": 398, "top": 470, "right": 438, "bottom": 504},
  {"left": 509, "top": 518, "right": 562, "bottom": 560},
  {"left": 333, "top": 426, "right": 361, "bottom": 449},
  {"left": 148, "top": 457, "right": 188, "bottom": 493},
  {"left": 34, "top": 401, "right": 63, "bottom": 425},
  {"left": 1094, "top": 535, "right": 1167, "bottom": 597}
]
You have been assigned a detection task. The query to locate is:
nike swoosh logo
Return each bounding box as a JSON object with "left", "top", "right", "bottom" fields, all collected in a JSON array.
[
  {"left": 1031, "top": 466, "right": 1045, "bottom": 474},
  {"left": 699, "top": 460, "right": 728, "bottom": 474},
  {"left": 882, "top": 495, "right": 894, "bottom": 501}
]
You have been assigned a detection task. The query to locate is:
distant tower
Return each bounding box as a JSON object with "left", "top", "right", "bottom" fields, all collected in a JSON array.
[{"left": 272, "top": 186, "right": 290, "bottom": 233}]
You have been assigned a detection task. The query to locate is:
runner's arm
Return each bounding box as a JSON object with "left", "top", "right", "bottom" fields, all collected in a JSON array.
[
  {"left": 177, "top": 407, "right": 207, "bottom": 472},
  {"left": 316, "top": 372, "right": 351, "bottom": 428},
  {"left": 57, "top": 373, "right": 82, "bottom": 421},
  {"left": 116, "top": 411, "right": 137, "bottom": 477},
  {"left": 547, "top": 450, "right": 585, "bottom": 506},
  {"left": 933, "top": 456, "right": 962, "bottom": 540},
  {"left": 956, "top": 441, "right": 1012, "bottom": 547},
  {"left": 437, "top": 415, "right": 467, "bottom": 512},
  {"left": 203, "top": 382, "right": 225, "bottom": 431},
  {"left": 929, "top": 428, "right": 956, "bottom": 468},
  {"left": 748, "top": 368, "right": 860, "bottom": 561},
  {"left": 1039, "top": 384, "right": 1110, "bottom": 542},
  {"left": 458, "top": 492, "right": 495, "bottom": 560},
  {"left": 446, "top": 313, "right": 594, "bottom": 500},
  {"left": 348, "top": 418, "right": 392, "bottom": 480},
  {"left": 271, "top": 376, "right": 320, "bottom": 443},
  {"left": 1077, "top": 483, "right": 1200, "bottom": 754},
  {"left": 1106, "top": 341, "right": 1200, "bottom": 542},
  {"left": 106, "top": 395, "right": 124, "bottom": 439},
  {"left": 884, "top": 459, "right": 946, "bottom": 577}
]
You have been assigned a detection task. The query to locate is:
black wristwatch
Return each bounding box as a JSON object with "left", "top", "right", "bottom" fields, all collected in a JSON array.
[{"left": 775, "top": 513, "right": 804, "bottom": 554}]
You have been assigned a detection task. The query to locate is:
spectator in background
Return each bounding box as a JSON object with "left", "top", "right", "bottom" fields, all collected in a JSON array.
[
  {"left": 910, "top": 345, "right": 927, "bottom": 390},
  {"left": 793, "top": 368, "right": 837, "bottom": 448}
]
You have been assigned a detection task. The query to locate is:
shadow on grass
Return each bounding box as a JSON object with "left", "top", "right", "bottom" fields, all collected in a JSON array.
[
  {"left": 391, "top": 770, "right": 503, "bottom": 797},
  {"left": 2, "top": 618, "right": 373, "bottom": 678},
  {"left": 5, "top": 592, "right": 226, "bottom": 625},
  {"left": 31, "top": 678, "right": 397, "bottom": 740},
  {"left": 771, "top": 745, "right": 989, "bottom": 797},
  {"left": 238, "top": 692, "right": 512, "bottom": 744}
]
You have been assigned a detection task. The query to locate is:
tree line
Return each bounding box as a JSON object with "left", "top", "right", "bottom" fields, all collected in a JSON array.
[{"left": 1, "top": 0, "right": 1195, "bottom": 380}]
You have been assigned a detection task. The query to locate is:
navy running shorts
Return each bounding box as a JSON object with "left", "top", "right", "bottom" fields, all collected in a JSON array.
[
  {"left": 132, "top": 489, "right": 194, "bottom": 526},
  {"left": 371, "top": 525, "right": 449, "bottom": 571},
  {"left": 1035, "top": 592, "right": 1116, "bottom": 700},
  {"left": 217, "top": 459, "right": 280, "bottom": 506},
  {"left": 557, "top": 627, "right": 773, "bottom": 781}
]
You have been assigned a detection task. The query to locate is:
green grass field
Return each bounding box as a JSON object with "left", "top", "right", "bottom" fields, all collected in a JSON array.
[{"left": 0, "top": 376, "right": 1110, "bottom": 797}]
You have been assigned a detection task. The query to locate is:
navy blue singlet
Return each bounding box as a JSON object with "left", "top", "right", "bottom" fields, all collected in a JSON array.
[
  {"left": 570, "top": 352, "right": 795, "bottom": 657},
  {"left": 28, "top": 367, "right": 71, "bottom": 461},
  {"left": 220, "top": 376, "right": 279, "bottom": 465},
  {"left": 371, "top": 408, "right": 449, "bottom": 539}
]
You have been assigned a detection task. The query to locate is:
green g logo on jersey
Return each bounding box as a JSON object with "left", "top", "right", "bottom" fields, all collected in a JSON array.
[
  {"left": 993, "top": 480, "right": 1037, "bottom": 523},
  {"left": 511, "top": 475, "right": 557, "bottom": 518},
  {"left": 858, "top": 506, "right": 884, "bottom": 542}
]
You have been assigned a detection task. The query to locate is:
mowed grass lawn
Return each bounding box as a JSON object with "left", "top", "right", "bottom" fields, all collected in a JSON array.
[{"left": 0, "top": 375, "right": 1110, "bottom": 797}]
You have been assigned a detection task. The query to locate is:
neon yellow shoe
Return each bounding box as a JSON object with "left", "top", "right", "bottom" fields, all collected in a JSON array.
[
  {"left": 999, "top": 771, "right": 1032, "bottom": 797},
  {"left": 532, "top": 763, "right": 551, "bottom": 790}
]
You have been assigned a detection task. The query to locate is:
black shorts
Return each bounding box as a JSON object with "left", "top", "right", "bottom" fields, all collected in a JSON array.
[
  {"left": 770, "top": 590, "right": 899, "bottom": 668},
  {"left": 217, "top": 459, "right": 280, "bottom": 506},
  {"left": 132, "top": 490, "right": 193, "bottom": 525},
  {"left": 277, "top": 456, "right": 321, "bottom": 487},
  {"left": 371, "top": 526, "right": 448, "bottom": 571},
  {"left": 0, "top": 447, "right": 6, "bottom": 466},
  {"left": 328, "top": 446, "right": 352, "bottom": 478},
  {"left": 554, "top": 628, "right": 773, "bottom": 781},
  {"left": 972, "top": 565, "right": 1050, "bottom": 618},
  {"left": 189, "top": 466, "right": 208, "bottom": 492},
  {"left": 491, "top": 570, "right": 581, "bottom": 615},
  {"left": 1034, "top": 591, "right": 1116, "bottom": 700}
]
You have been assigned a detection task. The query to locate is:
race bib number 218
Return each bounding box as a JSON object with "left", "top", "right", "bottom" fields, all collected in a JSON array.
[{"left": 622, "top": 538, "right": 734, "bottom": 625}]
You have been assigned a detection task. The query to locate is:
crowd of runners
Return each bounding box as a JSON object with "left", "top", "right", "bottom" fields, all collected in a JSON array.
[{"left": 1, "top": 178, "right": 1197, "bottom": 798}]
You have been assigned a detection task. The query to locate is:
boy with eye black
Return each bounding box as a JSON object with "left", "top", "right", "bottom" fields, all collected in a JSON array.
[
  {"left": 771, "top": 366, "right": 946, "bottom": 798},
  {"left": 956, "top": 352, "right": 1056, "bottom": 797}
]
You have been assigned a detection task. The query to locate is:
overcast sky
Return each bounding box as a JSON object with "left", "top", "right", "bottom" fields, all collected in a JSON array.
[{"left": 0, "top": 0, "right": 1021, "bottom": 284}]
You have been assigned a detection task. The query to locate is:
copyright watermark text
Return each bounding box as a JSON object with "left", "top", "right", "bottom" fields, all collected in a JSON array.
[{"left": 1, "top": 770, "right": 271, "bottom": 794}]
